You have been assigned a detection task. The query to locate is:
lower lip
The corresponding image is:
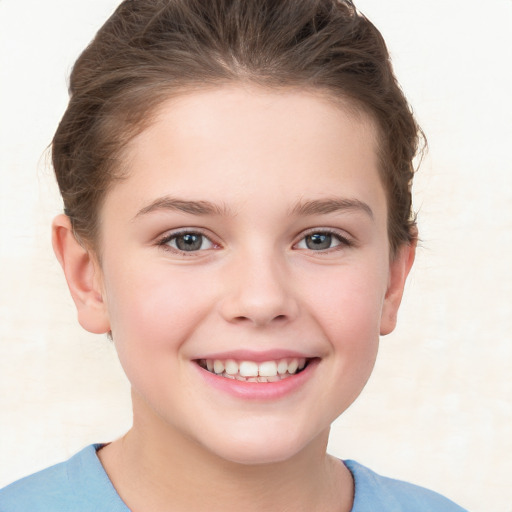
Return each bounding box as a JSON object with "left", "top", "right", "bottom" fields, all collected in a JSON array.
[{"left": 194, "top": 359, "right": 319, "bottom": 400}]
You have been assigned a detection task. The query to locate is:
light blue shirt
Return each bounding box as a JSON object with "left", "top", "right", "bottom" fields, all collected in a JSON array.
[{"left": 0, "top": 444, "right": 468, "bottom": 511}]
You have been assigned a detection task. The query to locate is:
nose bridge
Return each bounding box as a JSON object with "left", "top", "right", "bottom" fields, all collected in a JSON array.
[{"left": 219, "top": 242, "right": 298, "bottom": 326}]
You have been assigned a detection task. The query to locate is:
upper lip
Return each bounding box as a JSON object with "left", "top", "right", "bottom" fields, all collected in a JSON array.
[{"left": 194, "top": 349, "right": 316, "bottom": 362}]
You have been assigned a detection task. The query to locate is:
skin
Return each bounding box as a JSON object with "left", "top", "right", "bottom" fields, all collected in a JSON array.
[{"left": 52, "top": 85, "right": 415, "bottom": 512}]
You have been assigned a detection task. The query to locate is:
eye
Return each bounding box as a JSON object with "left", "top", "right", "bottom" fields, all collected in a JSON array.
[
  {"left": 160, "top": 231, "right": 216, "bottom": 252},
  {"left": 295, "top": 231, "right": 351, "bottom": 251}
]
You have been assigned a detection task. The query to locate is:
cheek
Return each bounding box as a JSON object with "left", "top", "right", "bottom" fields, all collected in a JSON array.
[
  {"left": 103, "top": 262, "right": 214, "bottom": 352},
  {"left": 101, "top": 263, "right": 217, "bottom": 406},
  {"left": 299, "top": 261, "right": 387, "bottom": 341}
]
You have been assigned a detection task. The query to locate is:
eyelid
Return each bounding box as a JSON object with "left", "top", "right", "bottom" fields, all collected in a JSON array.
[
  {"left": 155, "top": 226, "right": 354, "bottom": 255},
  {"left": 157, "top": 228, "right": 221, "bottom": 254},
  {"left": 293, "top": 227, "right": 355, "bottom": 251}
]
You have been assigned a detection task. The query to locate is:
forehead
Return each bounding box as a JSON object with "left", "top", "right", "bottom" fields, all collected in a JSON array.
[{"left": 107, "top": 85, "right": 386, "bottom": 221}]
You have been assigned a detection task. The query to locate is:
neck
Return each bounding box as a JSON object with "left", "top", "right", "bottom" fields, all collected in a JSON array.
[{"left": 98, "top": 392, "right": 353, "bottom": 512}]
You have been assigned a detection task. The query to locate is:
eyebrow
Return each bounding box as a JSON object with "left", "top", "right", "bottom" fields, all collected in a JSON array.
[
  {"left": 290, "top": 197, "right": 374, "bottom": 219},
  {"left": 133, "top": 195, "right": 373, "bottom": 220},
  {"left": 134, "top": 196, "right": 233, "bottom": 219}
]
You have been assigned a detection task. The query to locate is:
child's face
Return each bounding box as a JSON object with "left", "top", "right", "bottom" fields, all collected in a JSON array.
[{"left": 82, "top": 86, "right": 412, "bottom": 464}]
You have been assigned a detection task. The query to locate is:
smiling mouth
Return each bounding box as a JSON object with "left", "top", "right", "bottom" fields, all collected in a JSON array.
[{"left": 196, "top": 357, "right": 312, "bottom": 383}]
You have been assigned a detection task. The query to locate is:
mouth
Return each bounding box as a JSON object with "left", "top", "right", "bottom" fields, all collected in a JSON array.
[{"left": 196, "top": 357, "right": 312, "bottom": 383}]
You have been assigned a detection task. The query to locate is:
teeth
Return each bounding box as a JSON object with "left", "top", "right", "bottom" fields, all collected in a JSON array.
[
  {"left": 277, "top": 360, "right": 288, "bottom": 375},
  {"left": 239, "top": 361, "right": 259, "bottom": 377},
  {"left": 225, "top": 359, "right": 238, "bottom": 375},
  {"left": 213, "top": 360, "right": 224, "bottom": 374},
  {"left": 288, "top": 359, "right": 298, "bottom": 374},
  {"left": 258, "top": 361, "right": 277, "bottom": 377},
  {"left": 202, "top": 357, "right": 308, "bottom": 381}
]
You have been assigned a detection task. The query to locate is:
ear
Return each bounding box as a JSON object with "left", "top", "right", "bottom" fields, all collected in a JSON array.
[
  {"left": 380, "top": 238, "right": 416, "bottom": 336},
  {"left": 52, "top": 214, "right": 111, "bottom": 334}
]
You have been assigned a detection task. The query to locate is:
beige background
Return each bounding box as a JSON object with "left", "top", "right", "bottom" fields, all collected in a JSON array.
[{"left": 0, "top": 1, "right": 511, "bottom": 510}]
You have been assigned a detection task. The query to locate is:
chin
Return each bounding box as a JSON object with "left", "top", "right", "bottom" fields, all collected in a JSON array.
[
  {"left": 198, "top": 423, "right": 326, "bottom": 466},
  {"left": 211, "top": 443, "right": 301, "bottom": 466}
]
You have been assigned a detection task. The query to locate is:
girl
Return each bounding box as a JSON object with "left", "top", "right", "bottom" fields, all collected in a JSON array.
[{"left": 0, "top": 1, "right": 468, "bottom": 510}]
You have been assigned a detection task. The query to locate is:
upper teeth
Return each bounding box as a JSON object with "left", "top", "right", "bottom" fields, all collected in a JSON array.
[{"left": 202, "top": 358, "right": 307, "bottom": 378}]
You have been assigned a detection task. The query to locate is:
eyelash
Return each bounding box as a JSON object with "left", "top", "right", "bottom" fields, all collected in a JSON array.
[
  {"left": 156, "top": 228, "right": 354, "bottom": 255},
  {"left": 294, "top": 228, "right": 354, "bottom": 253},
  {"left": 157, "top": 229, "right": 218, "bottom": 255}
]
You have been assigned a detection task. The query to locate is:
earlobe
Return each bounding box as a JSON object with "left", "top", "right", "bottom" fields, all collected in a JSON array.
[
  {"left": 380, "top": 239, "right": 416, "bottom": 336},
  {"left": 52, "top": 214, "right": 111, "bottom": 334}
]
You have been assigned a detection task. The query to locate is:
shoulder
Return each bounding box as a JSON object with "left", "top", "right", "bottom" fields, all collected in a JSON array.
[
  {"left": 344, "top": 460, "right": 468, "bottom": 512},
  {"left": 0, "top": 444, "right": 128, "bottom": 512}
]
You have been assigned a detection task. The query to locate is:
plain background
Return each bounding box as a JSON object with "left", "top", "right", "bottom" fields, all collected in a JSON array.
[{"left": 0, "top": 1, "right": 511, "bottom": 510}]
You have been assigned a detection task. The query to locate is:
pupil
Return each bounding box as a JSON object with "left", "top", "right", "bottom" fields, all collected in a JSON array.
[
  {"left": 306, "top": 233, "right": 331, "bottom": 250},
  {"left": 176, "top": 234, "right": 202, "bottom": 251}
]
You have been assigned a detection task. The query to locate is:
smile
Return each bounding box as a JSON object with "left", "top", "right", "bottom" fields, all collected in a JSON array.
[{"left": 197, "top": 358, "right": 309, "bottom": 383}]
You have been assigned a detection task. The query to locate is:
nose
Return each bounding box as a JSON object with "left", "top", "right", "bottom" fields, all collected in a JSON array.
[{"left": 218, "top": 249, "right": 299, "bottom": 327}]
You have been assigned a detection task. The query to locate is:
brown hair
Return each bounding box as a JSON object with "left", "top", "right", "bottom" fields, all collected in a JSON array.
[{"left": 53, "top": 0, "right": 422, "bottom": 254}]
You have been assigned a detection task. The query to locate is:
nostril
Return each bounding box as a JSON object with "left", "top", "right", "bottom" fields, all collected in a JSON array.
[
  {"left": 232, "top": 313, "right": 287, "bottom": 324},
  {"left": 233, "top": 315, "right": 251, "bottom": 323},
  {"left": 219, "top": 286, "right": 299, "bottom": 326}
]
